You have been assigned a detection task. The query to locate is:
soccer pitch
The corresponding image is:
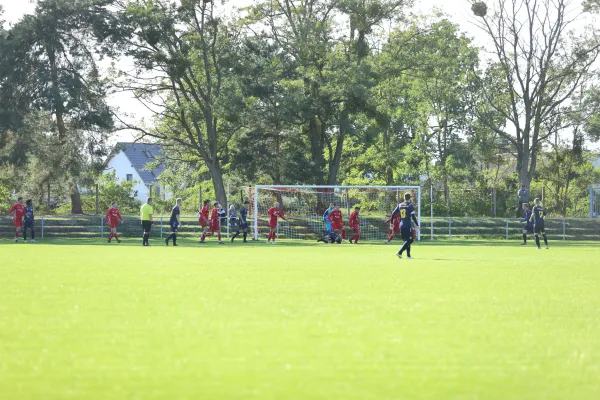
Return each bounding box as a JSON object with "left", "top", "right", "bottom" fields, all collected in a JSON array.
[{"left": 1, "top": 239, "right": 599, "bottom": 400}]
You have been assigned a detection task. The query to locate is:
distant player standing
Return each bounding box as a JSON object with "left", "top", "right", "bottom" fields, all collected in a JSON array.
[
  {"left": 165, "top": 198, "right": 182, "bottom": 246},
  {"left": 106, "top": 201, "right": 123, "bottom": 243},
  {"left": 349, "top": 206, "right": 360, "bottom": 244},
  {"left": 9, "top": 197, "right": 26, "bottom": 243},
  {"left": 266, "top": 202, "right": 285, "bottom": 244},
  {"left": 323, "top": 204, "right": 333, "bottom": 233},
  {"left": 327, "top": 205, "right": 346, "bottom": 240},
  {"left": 520, "top": 203, "right": 533, "bottom": 246},
  {"left": 23, "top": 199, "right": 36, "bottom": 243},
  {"left": 198, "top": 199, "right": 211, "bottom": 243},
  {"left": 385, "top": 210, "right": 400, "bottom": 244},
  {"left": 140, "top": 198, "right": 153, "bottom": 246},
  {"left": 530, "top": 198, "right": 549, "bottom": 250},
  {"left": 201, "top": 201, "right": 224, "bottom": 244},
  {"left": 231, "top": 200, "right": 250, "bottom": 243},
  {"left": 393, "top": 193, "right": 420, "bottom": 259}
]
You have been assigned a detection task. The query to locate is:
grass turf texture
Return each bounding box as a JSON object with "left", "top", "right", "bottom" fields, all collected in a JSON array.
[{"left": 1, "top": 239, "right": 599, "bottom": 400}]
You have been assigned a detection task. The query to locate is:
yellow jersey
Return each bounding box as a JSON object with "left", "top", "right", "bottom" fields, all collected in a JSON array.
[{"left": 140, "top": 203, "right": 153, "bottom": 221}]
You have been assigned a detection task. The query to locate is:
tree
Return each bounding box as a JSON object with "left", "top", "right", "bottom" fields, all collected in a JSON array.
[
  {"left": 109, "top": 0, "right": 245, "bottom": 208},
  {"left": 0, "top": 0, "right": 115, "bottom": 213},
  {"left": 471, "top": 0, "right": 600, "bottom": 187}
]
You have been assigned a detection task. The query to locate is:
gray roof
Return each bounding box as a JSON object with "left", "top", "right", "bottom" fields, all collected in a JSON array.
[{"left": 115, "top": 142, "right": 165, "bottom": 184}]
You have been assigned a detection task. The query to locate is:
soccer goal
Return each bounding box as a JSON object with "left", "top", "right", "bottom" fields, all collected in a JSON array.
[
  {"left": 591, "top": 186, "right": 600, "bottom": 218},
  {"left": 251, "top": 185, "right": 421, "bottom": 241}
]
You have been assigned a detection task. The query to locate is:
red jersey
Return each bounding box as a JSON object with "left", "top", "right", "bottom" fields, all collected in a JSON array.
[
  {"left": 199, "top": 205, "right": 209, "bottom": 223},
  {"left": 386, "top": 213, "right": 400, "bottom": 225},
  {"left": 327, "top": 209, "right": 343, "bottom": 224},
  {"left": 267, "top": 207, "right": 285, "bottom": 224},
  {"left": 349, "top": 211, "right": 359, "bottom": 229},
  {"left": 10, "top": 203, "right": 26, "bottom": 221},
  {"left": 105, "top": 207, "right": 122, "bottom": 224},
  {"left": 211, "top": 208, "right": 219, "bottom": 221}
]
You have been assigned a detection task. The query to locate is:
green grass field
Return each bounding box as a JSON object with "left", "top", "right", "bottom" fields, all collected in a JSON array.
[{"left": 1, "top": 238, "right": 599, "bottom": 400}]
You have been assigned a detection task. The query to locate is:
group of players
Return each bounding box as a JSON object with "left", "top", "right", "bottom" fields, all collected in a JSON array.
[
  {"left": 318, "top": 193, "right": 420, "bottom": 258},
  {"left": 8, "top": 192, "right": 549, "bottom": 255}
]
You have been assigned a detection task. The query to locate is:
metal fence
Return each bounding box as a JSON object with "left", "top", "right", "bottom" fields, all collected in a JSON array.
[{"left": 1, "top": 216, "right": 599, "bottom": 241}]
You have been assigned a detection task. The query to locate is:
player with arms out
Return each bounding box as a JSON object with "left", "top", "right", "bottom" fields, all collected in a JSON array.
[
  {"left": 530, "top": 198, "right": 549, "bottom": 250},
  {"left": 327, "top": 205, "right": 346, "bottom": 241},
  {"left": 266, "top": 202, "right": 286, "bottom": 244},
  {"left": 393, "top": 193, "right": 420, "bottom": 259},
  {"left": 165, "top": 198, "right": 182, "bottom": 246},
  {"left": 520, "top": 203, "right": 533, "bottom": 245},
  {"left": 231, "top": 200, "right": 250, "bottom": 243},
  {"left": 198, "top": 200, "right": 211, "bottom": 243},
  {"left": 385, "top": 209, "right": 400, "bottom": 244},
  {"left": 106, "top": 201, "right": 124, "bottom": 243},
  {"left": 349, "top": 206, "right": 361, "bottom": 244},
  {"left": 9, "top": 197, "right": 26, "bottom": 243},
  {"left": 23, "top": 199, "right": 36, "bottom": 243}
]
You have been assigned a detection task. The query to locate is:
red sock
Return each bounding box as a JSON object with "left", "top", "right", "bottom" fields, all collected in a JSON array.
[
  {"left": 272, "top": 232, "right": 277, "bottom": 242},
  {"left": 114, "top": 234, "right": 119, "bottom": 241},
  {"left": 217, "top": 232, "right": 221, "bottom": 241},
  {"left": 201, "top": 233, "right": 205, "bottom": 242},
  {"left": 108, "top": 233, "right": 113, "bottom": 241},
  {"left": 15, "top": 231, "right": 19, "bottom": 239},
  {"left": 341, "top": 229, "right": 346, "bottom": 239}
]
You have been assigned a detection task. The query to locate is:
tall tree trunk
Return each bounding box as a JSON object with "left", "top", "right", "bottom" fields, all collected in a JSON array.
[
  {"left": 70, "top": 187, "right": 83, "bottom": 214},
  {"left": 46, "top": 42, "right": 66, "bottom": 143},
  {"left": 209, "top": 162, "right": 227, "bottom": 210},
  {"left": 327, "top": 109, "right": 349, "bottom": 185},
  {"left": 309, "top": 117, "right": 325, "bottom": 184}
]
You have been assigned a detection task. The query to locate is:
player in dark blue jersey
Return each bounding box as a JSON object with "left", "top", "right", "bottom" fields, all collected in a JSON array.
[
  {"left": 165, "top": 198, "right": 182, "bottom": 246},
  {"left": 231, "top": 200, "right": 250, "bottom": 243},
  {"left": 530, "top": 198, "right": 549, "bottom": 250},
  {"left": 23, "top": 199, "right": 36, "bottom": 243},
  {"left": 391, "top": 193, "right": 420, "bottom": 259},
  {"left": 520, "top": 203, "right": 533, "bottom": 245}
]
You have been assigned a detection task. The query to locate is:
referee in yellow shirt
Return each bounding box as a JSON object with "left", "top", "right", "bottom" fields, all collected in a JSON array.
[{"left": 140, "top": 198, "right": 153, "bottom": 246}]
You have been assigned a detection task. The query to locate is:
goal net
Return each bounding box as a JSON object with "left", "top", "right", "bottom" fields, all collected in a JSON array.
[{"left": 251, "top": 185, "right": 421, "bottom": 241}]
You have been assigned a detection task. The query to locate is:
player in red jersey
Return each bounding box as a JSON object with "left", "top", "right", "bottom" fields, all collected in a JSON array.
[
  {"left": 266, "top": 202, "right": 285, "bottom": 244},
  {"left": 348, "top": 206, "right": 360, "bottom": 244},
  {"left": 105, "top": 201, "right": 123, "bottom": 243},
  {"left": 385, "top": 211, "right": 400, "bottom": 244},
  {"left": 327, "top": 205, "right": 346, "bottom": 241},
  {"left": 198, "top": 199, "right": 212, "bottom": 243},
  {"left": 9, "top": 197, "right": 26, "bottom": 243},
  {"left": 201, "top": 201, "right": 224, "bottom": 244}
]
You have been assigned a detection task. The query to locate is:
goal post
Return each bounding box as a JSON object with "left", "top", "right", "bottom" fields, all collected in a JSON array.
[{"left": 252, "top": 185, "right": 421, "bottom": 241}]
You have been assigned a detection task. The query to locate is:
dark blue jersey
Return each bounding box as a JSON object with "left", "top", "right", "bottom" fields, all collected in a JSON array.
[
  {"left": 24, "top": 206, "right": 34, "bottom": 222},
  {"left": 239, "top": 207, "right": 248, "bottom": 224},
  {"left": 170, "top": 205, "right": 180, "bottom": 225},
  {"left": 521, "top": 210, "right": 533, "bottom": 229},
  {"left": 530, "top": 205, "right": 545, "bottom": 225},
  {"left": 392, "top": 202, "right": 416, "bottom": 228}
]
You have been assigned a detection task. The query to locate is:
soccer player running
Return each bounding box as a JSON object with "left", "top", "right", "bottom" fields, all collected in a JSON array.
[
  {"left": 140, "top": 198, "right": 153, "bottom": 246},
  {"left": 106, "top": 201, "right": 124, "bottom": 243},
  {"left": 231, "top": 200, "right": 250, "bottom": 243},
  {"left": 9, "top": 197, "right": 26, "bottom": 243},
  {"left": 520, "top": 203, "right": 533, "bottom": 246},
  {"left": 23, "top": 199, "right": 36, "bottom": 243},
  {"left": 530, "top": 198, "right": 549, "bottom": 250},
  {"left": 266, "top": 202, "right": 286, "bottom": 244},
  {"left": 165, "top": 198, "right": 182, "bottom": 246},
  {"left": 198, "top": 199, "right": 211, "bottom": 243},
  {"left": 385, "top": 210, "right": 400, "bottom": 244},
  {"left": 349, "top": 206, "right": 361, "bottom": 244},
  {"left": 393, "top": 193, "right": 420, "bottom": 259},
  {"left": 327, "top": 205, "right": 346, "bottom": 241}
]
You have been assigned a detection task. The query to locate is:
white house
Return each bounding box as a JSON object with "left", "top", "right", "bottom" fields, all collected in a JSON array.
[{"left": 104, "top": 142, "right": 171, "bottom": 201}]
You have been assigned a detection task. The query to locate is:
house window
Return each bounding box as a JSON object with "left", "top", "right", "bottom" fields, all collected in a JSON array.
[
  {"left": 155, "top": 186, "right": 161, "bottom": 196},
  {"left": 126, "top": 174, "right": 133, "bottom": 182}
]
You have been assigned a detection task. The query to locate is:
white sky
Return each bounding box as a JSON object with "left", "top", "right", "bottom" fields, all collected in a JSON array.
[{"left": 0, "top": 0, "right": 491, "bottom": 143}]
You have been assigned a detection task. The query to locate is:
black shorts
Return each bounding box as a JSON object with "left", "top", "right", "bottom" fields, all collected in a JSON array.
[
  {"left": 142, "top": 220, "right": 153, "bottom": 233},
  {"left": 238, "top": 222, "right": 248, "bottom": 232},
  {"left": 401, "top": 227, "right": 413, "bottom": 242},
  {"left": 534, "top": 222, "right": 545, "bottom": 234},
  {"left": 523, "top": 226, "right": 533, "bottom": 234},
  {"left": 24, "top": 220, "right": 34, "bottom": 229},
  {"left": 170, "top": 222, "right": 179, "bottom": 232}
]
